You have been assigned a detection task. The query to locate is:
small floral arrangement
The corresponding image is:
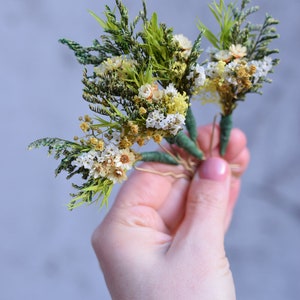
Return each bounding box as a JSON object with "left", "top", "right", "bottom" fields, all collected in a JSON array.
[{"left": 28, "top": 0, "right": 279, "bottom": 209}]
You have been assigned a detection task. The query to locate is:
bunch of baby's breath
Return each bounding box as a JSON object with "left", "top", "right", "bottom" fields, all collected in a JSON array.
[{"left": 29, "top": 0, "right": 279, "bottom": 209}]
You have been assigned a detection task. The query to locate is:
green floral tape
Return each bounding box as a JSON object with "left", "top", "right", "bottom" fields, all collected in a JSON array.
[
  {"left": 174, "top": 131, "right": 203, "bottom": 160},
  {"left": 185, "top": 106, "right": 198, "bottom": 142},
  {"left": 140, "top": 151, "right": 179, "bottom": 165},
  {"left": 219, "top": 114, "right": 233, "bottom": 156}
]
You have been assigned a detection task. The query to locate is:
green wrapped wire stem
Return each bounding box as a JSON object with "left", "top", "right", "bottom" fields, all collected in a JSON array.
[
  {"left": 185, "top": 106, "right": 198, "bottom": 142},
  {"left": 219, "top": 113, "right": 233, "bottom": 156},
  {"left": 169, "top": 131, "right": 204, "bottom": 160},
  {"left": 140, "top": 151, "right": 179, "bottom": 165}
]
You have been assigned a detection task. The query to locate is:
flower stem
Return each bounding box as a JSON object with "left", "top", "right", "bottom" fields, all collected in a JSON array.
[
  {"left": 172, "top": 131, "right": 204, "bottom": 160},
  {"left": 185, "top": 106, "right": 198, "bottom": 142},
  {"left": 219, "top": 113, "right": 233, "bottom": 156}
]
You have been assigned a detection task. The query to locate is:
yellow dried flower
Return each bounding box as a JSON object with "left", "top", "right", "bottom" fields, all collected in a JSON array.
[
  {"left": 217, "top": 83, "right": 234, "bottom": 102},
  {"left": 235, "top": 64, "right": 253, "bottom": 92},
  {"left": 84, "top": 114, "right": 92, "bottom": 123},
  {"left": 198, "top": 79, "right": 221, "bottom": 105},
  {"left": 249, "top": 65, "right": 256, "bottom": 75},
  {"left": 139, "top": 107, "right": 147, "bottom": 115},
  {"left": 172, "top": 61, "right": 187, "bottom": 77},
  {"left": 89, "top": 137, "right": 98, "bottom": 145},
  {"left": 216, "top": 61, "right": 226, "bottom": 76},
  {"left": 95, "top": 140, "right": 105, "bottom": 151},
  {"left": 136, "top": 137, "right": 145, "bottom": 146},
  {"left": 80, "top": 122, "right": 90, "bottom": 132},
  {"left": 130, "top": 124, "right": 139, "bottom": 135},
  {"left": 119, "top": 137, "right": 132, "bottom": 149},
  {"left": 167, "top": 93, "right": 189, "bottom": 115},
  {"left": 153, "top": 133, "right": 163, "bottom": 143}
]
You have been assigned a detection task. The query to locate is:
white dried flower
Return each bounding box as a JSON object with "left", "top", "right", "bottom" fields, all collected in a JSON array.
[
  {"left": 229, "top": 44, "right": 247, "bottom": 59},
  {"left": 173, "top": 34, "right": 193, "bottom": 58},
  {"left": 165, "top": 83, "right": 178, "bottom": 97},
  {"left": 138, "top": 83, "right": 153, "bottom": 100},
  {"left": 214, "top": 50, "right": 232, "bottom": 62},
  {"left": 250, "top": 56, "right": 273, "bottom": 83}
]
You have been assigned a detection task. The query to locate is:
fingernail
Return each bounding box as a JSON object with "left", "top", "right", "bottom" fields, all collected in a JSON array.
[{"left": 199, "top": 157, "right": 228, "bottom": 181}]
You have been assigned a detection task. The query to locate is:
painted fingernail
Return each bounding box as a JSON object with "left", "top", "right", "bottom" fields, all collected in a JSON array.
[{"left": 199, "top": 157, "right": 228, "bottom": 181}]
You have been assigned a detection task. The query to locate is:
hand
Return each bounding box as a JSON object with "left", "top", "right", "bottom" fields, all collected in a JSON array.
[{"left": 92, "top": 124, "right": 250, "bottom": 300}]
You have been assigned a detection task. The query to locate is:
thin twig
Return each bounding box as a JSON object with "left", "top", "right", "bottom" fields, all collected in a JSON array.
[
  {"left": 159, "top": 143, "right": 194, "bottom": 173},
  {"left": 158, "top": 143, "right": 181, "bottom": 163},
  {"left": 209, "top": 114, "right": 219, "bottom": 157},
  {"left": 134, "top": 166, "right": 191, "bottom": 180}
]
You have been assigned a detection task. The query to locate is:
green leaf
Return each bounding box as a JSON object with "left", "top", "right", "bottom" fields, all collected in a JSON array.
[
  {"left": 68, "top": 178, "right": 114, "bottom": 210},
  {"left": 197, "top": 22, "right": 219, "bottom": 48},
  {"left": 89, "top": 10, "right": 107, "bottom": 28},
  {"left": 28, "top": 138, "right": 83, "bottom": 156}
]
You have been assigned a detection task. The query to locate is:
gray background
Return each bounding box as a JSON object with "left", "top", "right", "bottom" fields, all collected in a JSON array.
[{"left": 1, "top": 0, "right": 299, "bottom": 299}]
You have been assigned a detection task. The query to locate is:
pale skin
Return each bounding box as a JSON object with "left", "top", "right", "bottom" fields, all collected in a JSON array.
[{"left": 92, "top": 124, "right": 250, "bottom": 300}]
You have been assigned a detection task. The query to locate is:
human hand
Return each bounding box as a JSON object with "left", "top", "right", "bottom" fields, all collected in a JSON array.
[{"left": 92, "top": 124, "right": 250, "bottom": 300}]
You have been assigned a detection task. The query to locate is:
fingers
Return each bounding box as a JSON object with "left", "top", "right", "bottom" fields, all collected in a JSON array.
[
  {"left": 223, "top": 128, "right": 248, "bottom": 162},
  {"left": 94, "top": 124, "right": 249, "bottom": 247},
  {"left": 229, "top": 146, "right": 250, "bottom": 178},
  {"left": 197, "top": 123, "right": 221, "bottom": 155},
  {"left": 170, "top": 157, "right": 231, "bottom": 254},
  {"left": 225, "top": 146, "right": 250, "bottom": 230},
  {"left": 113, "top": 161, "right": 187, "bottom": 210},
  {"left": 108, "top": 124, "right": 249, "bottom": 235},
  {"left": 196, "top": 124, "right": 250, "bottom": 231},
  {"left": 197, "top": 124, "right": 248, "bottom": 163}
]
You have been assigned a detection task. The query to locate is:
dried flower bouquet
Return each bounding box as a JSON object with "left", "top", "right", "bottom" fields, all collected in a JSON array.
[{"left": 29, "top": 0, "right": 279, "bottom": 209}]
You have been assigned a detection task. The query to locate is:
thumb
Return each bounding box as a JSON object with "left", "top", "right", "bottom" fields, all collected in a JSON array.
[{"left": 177, "top": 157, "right": 231, "bottom": 246}]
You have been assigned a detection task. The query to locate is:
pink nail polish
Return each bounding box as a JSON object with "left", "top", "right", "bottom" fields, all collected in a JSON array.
[{"left": 199, "top": 157, "right": 228, "bottom": 181}]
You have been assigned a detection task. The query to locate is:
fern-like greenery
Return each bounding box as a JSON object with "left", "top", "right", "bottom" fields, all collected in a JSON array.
[
  {"left": 28, "top": 138, "right": 113, "bottom": 209},
  {"left": 198, "top": 0, "right": 279, "bottom": 64},
  {"left": 198, "top": 0, "right": 235, "bottom": 49}
]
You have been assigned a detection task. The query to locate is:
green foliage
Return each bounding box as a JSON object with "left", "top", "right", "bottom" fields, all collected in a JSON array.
[
  {"left": 59, "top": 0, "right": 144, "bottom": 66},
  {"left": 28, "top": 138, "right": 85, "bottom": 161},
  {"left": 198, "top": 0, "right": 279, "bottom": 63},
  {"left": 198, "top": 0, "right": 235, "bottom": 49},
  {"left": 141, "top": 13, "right": 176, "bottom": 82},
  {"left": 69, "top": 177, "right": 114, "bottom": 210},
  {"left": 245, "top": 15, "right": 280, "bottom": 61},
  {"left": 188, "top": 33, "right": 203, "bottom": 69},
  {"left": 89, "top": 1, "right": 135, "bottom": 55},
  {"left": 28, "top": 138, "right": 115, "bottom": 209}
]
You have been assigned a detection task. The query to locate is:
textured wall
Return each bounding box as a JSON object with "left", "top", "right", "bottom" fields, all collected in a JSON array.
[{"left": 1, "top": 0, "right": 299, "bottom": 299}]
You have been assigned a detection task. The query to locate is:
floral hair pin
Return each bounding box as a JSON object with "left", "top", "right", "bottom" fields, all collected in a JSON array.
[{"left": 28, "top": 0, "right": 279, "bottom": 210}]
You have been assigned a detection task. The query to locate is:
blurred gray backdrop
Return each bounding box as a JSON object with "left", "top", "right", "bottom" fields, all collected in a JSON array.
[{"left": 1, "top": 0, "right": 299, "bottom": 299}]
